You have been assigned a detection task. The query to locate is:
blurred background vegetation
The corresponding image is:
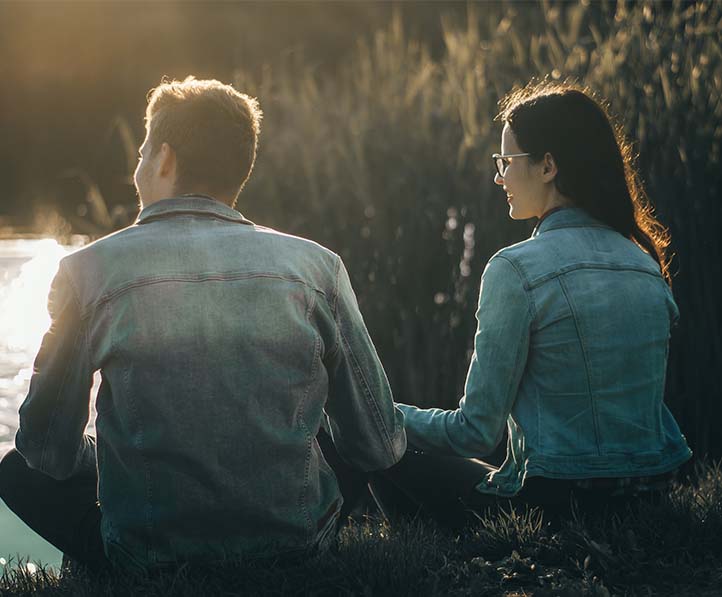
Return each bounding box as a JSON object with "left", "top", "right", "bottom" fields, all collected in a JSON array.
[{"left": 0, "top": 0, "right": 720, "bottom": 459}]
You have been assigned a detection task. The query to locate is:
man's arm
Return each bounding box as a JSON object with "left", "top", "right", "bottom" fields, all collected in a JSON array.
[
  {"left": 396, "top": 255, "right": 532, "bottom": 457},
  {"left": 15, "top": 259, "right": 96, "bottom": 480},
  {"left": 323, "top": 257, "right": 406, "bottom": 471}
]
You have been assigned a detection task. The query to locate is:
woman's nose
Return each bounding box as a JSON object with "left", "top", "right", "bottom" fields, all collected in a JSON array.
[{"left": 494, "top": 172, "right": 504, "bottom": 185}]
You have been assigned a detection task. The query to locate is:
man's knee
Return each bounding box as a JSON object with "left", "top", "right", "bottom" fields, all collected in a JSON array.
[{"left": 0, "top": 449, "right": 26, "bottom": 498}]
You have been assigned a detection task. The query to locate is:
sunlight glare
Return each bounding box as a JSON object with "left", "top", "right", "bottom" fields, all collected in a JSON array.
[{"left": 0, "top": 239, "right": 70, "bottom": 355}]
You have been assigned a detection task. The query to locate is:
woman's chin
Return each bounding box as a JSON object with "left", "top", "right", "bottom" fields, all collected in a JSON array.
[
  {"left": 508, "top": 204, "right": 536, "bottom": 221},
  {"left": 508, "top": 206, "right": 524, "bottom": 220}
]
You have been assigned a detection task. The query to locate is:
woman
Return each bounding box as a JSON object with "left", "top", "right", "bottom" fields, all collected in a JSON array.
[{"left": 368, "top": 81, "right": 692, "bottom": 527}]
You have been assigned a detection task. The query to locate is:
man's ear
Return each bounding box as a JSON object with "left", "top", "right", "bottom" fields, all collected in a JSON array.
[
  {"left": 157, "top": 142, "right": 177, "bottom": 178},
  {"left": 541, "top": 152, "right": 558, "bottom": 182}
]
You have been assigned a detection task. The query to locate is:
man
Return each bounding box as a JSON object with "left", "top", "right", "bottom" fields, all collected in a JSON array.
[{"left": 0, "top": 77, "right": 406, "bottom": 572}]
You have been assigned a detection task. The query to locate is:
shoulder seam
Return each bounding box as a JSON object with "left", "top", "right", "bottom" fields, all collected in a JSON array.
[{"left": 489, "top": 254, "right": 537, "bottom": 321}]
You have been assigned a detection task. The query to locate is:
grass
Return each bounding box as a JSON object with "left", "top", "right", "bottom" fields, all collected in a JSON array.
[{"left": 2, "top": 459, "right": 721, "bottom": 596}]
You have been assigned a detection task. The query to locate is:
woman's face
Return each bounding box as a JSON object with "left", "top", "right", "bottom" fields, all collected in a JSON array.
[{"left": 494, "top": 123, "right": 547, "bottom": 220}]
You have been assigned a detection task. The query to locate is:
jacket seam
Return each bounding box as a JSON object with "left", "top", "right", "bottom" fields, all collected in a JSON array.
[
  {"left": 530, "top": 311, "right": 573, "bottom": 334},
  {"left": 115, "top": 289, "right": 153, "bottom": 563},
  {"left": 82, "top": 273, "right": 327, "bottom": 319},
  {"left": 136, "top": 211, "right": 254, "bottom": 226},
  {"left": 297, "top": 290, "right": 320, "bottom": 538},
  {"left": 494, "top": 255, "right": 538, "bottom": 319},
  {"left": 483, "top": 256, "right": 535, "bottom": 457},
  {"left": 39, "top": 326, "right": 84, "bottom": 473},
  {"left": 525, "top": 446, "right": 692, "bottom": 475},
  {"left": 326, "top": 257, "right": 343, "bottom": 359},
  {"left": 337, "top": 329, "right": 395, "bottom": 458},
  {"left": 38, "top": 266, "right": 85, "bottom": 474},
  {"left": 332, "top": 257, "right": 341, "bottom": 314},
  {"left": 63, "top": 261, "right": 83, "bottom": 307},
  {"left": 526, "top": 263, "right": 663, "bottom": 290},
  {"left": 658, "top": 344, "right": 669, "bottom": 444},
  {"left": 539, "top": 223, "right": 612, "bottom": 234},
  {"left": 557, "top": 275, "right": 602, "bottom": 455}
]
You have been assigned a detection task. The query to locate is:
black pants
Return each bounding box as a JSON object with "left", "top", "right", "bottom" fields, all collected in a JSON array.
[
  {"left": 0, "top": 437, "right": 658, "bottom": 571},
  {"left": 0, "top": 430, "right": 370, "bottom": 572},
  {"left": 367, "top": 446, "right": 664, "bottom": 529},
  {"left": 0, "top": 448, "right": 108, "bottom": 571}
]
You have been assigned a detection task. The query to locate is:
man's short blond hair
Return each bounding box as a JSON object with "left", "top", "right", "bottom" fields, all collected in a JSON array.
[{"left": 145, "top": 76, "right": 262, "bottom": 206}]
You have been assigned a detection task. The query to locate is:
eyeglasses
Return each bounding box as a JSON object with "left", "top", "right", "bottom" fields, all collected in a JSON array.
[{"left": 492, "top": 153, "right": 531, "bottom": 177}]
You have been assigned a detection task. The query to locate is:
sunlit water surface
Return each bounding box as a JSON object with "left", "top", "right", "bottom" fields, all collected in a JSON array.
[{"left": 0, "top": 238, "right": 97, "bottom": 571}]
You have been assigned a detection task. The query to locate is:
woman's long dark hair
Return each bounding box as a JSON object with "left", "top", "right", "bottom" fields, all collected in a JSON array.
[{"left": 498, "top": 80, "right": 673, "bottom": 286}]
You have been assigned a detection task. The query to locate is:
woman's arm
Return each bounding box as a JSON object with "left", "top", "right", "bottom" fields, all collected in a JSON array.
[{"left": 397, "top": 254, "right": 533, "bottom": 457}]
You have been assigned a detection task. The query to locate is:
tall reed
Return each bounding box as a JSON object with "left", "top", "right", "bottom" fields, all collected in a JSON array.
[{"left": 232, "top": 0, "right": 721, "bottom": 457}]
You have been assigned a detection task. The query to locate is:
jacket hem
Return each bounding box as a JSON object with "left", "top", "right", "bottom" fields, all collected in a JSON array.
[{"left": 475, "top": 444, "right": 692, "bottom": 498}]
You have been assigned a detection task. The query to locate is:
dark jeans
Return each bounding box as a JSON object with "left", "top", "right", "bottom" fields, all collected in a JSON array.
[
  {"left": 0, "top": 448, "right": 107, "bottom": 572},
  {"left": 0, "top": 430, "right": 369, "bottom": 572},
  {"left": 0, "top": 436, "right": 663, "bottom": 572},
  {"left": 367, "top": 446, "right": 666, "bottom": 529}
]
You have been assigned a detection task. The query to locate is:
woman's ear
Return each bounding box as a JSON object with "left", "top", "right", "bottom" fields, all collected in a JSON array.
[{"left": 541, "top": 152, "right": 558, "bottom": 182}]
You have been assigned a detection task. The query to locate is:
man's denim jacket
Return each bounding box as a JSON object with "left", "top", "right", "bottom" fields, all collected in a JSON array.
[
  {"left": 15, "top": 196, "right": 406, "bottom": 569},
  {"left": 398, "top": 207, "right": 691, "bottom": 496}
]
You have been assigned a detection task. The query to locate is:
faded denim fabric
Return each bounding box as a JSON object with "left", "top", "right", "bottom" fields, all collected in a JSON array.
[
  {"left": 398, "top": 207, "right": 691, "bottom": 497},
  {"left": 15, "top": 196, "right": 406, "bottom": 569}
]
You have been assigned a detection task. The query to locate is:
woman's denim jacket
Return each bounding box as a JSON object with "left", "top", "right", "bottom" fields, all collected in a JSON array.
[
  {"left": 15, "top": 196, "right": 406, "bottom": 569},
  {"left": 398, "top": 207, "right": 691, "bottom": 496}
]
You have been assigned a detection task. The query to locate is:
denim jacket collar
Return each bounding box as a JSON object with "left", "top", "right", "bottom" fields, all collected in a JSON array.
[
  {"left": 136, "top": 195, "right": 254, "bottom": 226},
  {"left": 532, "top": 207, "right": 611, "bottom": 238}
]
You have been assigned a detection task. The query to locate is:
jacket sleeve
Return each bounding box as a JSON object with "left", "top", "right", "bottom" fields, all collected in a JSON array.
[
  {"left": 323, "top": 257, "right": 407, "bottom": 471},
  {"left": 15, "top": 258, "right": 97, "bottom": 480},
  {"left": 396, "top": 255, "right": 532, "bottom": 457}
]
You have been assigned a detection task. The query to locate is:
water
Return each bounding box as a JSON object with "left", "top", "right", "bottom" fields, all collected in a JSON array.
[{"left": 0, "top": 238, "right": 96, "bottom": 571}]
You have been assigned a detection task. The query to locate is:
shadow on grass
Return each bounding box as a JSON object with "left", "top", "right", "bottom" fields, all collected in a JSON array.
[{"left": 2, "top": 460, "right": 721, "bottom": 596}]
